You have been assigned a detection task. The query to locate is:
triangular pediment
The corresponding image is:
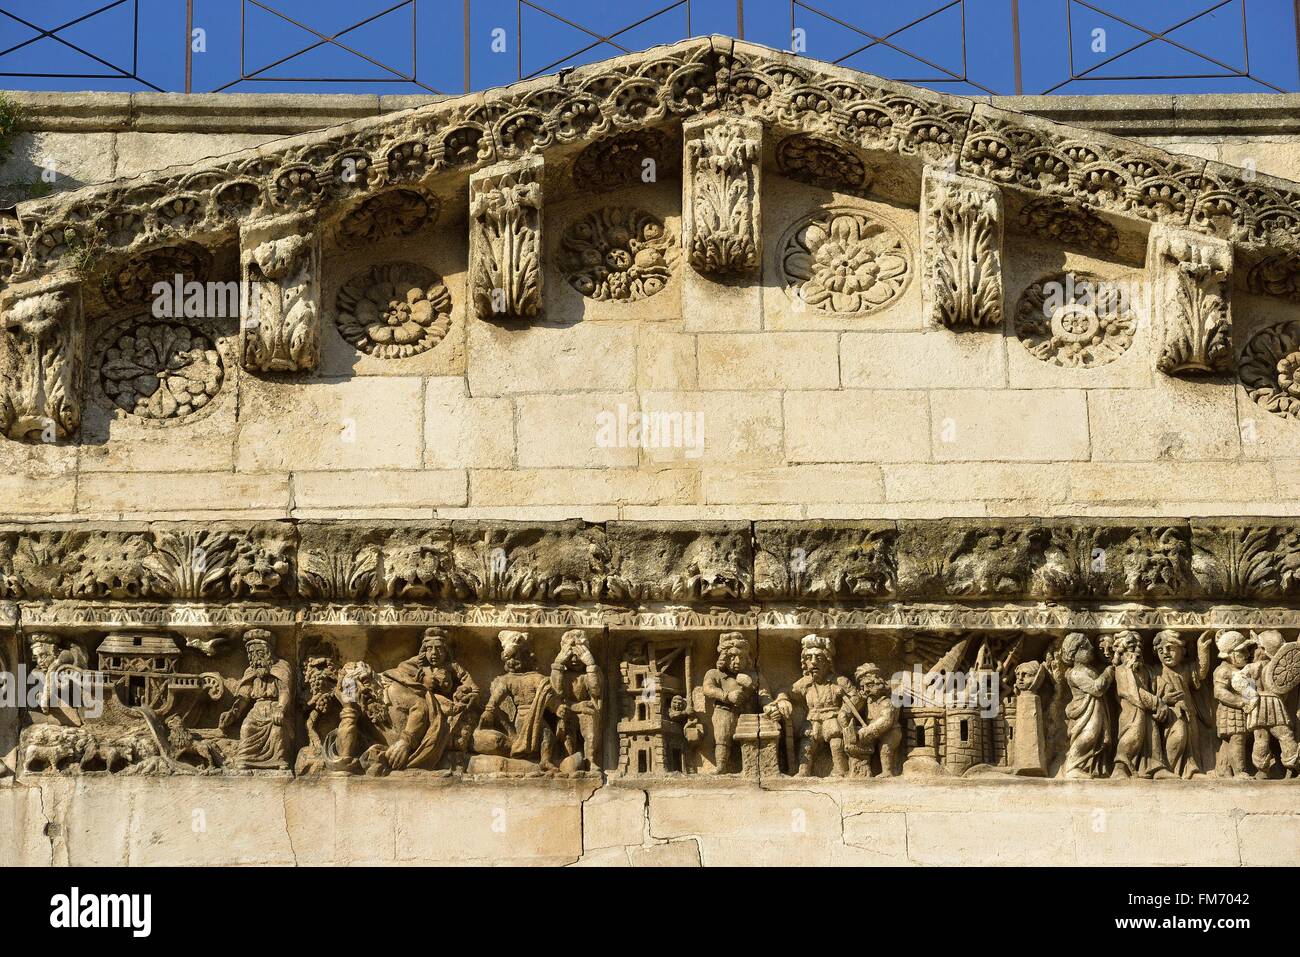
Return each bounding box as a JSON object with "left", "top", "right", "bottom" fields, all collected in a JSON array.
[{"left": 3, "top": 35, "right": 1299, "bottom": 292}]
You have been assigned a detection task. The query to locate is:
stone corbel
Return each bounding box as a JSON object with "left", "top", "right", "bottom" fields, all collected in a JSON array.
[
  {"left": 1148, "top": 225, "right": 1233, "bottom": 376},
  {"left": 921, "top": 165, "right": 1004, "bottom": 329},
  {"left": 239, "top": 213, "right": 321, "bottom": 372},
  {"left": 469, "top": 156, "right": 542, "bottom": 321},
  {"left": 683, "top": 114, "right": 762, "bottom": 276},
  {"left": 0, "top": 274, "right": 84, "bottom": 443}
]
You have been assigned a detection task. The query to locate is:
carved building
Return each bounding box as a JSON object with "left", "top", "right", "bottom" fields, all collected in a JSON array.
[{"left": 1, "top": 39, "right": 1300, "bottom": 865}]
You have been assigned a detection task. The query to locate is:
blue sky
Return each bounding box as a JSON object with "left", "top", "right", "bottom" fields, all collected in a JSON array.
[{"left": 0, "top": 0, "right": 1297, "bottom": 95}]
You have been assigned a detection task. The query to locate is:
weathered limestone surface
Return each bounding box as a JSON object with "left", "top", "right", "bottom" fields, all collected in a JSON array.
[
  {"left": 6, "top": 47, "right": 1300, "bottom": 868},
  {"left": 0, "top": 776, "right": 1293, "bottom": 867}
]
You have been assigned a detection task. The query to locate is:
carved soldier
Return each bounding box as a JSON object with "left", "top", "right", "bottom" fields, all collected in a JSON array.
[
  {"left": 219, "top": 629, "right": 294, "bottom": 770},
  {"left": 840, "top": 662, "right": 901, "bottom": 777},
  {"left": 551, "top": 629, "right": 603, "bottom": 771},
  {"left": 1152, "top": 630, "right": 1215, "bottom": 778},
  {"left": 1055, "top": 632, "right": 1114, "bottom": 780},
  {"left": 475, "top": 630, "right": 560, "bottom": 770},
  {"left": 379, "top": 628, "right": 480, "bottom": 772},
  {"left": 1212, "top": 630, "right": 1256, "bottom": 778},
  {"left": 775, "top": 634, "right": 855, "bottom": 777},
  {"left": 1109, "top": 630, "right": 1173, "bottom": 779},
  {"left": 1240, "top": 630, "right": 1300, "bottom": 778},
  {"left": 700, "top": 632, "right": 776, "bottom": 774}
]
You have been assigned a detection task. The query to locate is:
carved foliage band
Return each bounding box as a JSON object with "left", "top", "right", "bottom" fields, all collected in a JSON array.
[
  {"left": 470, "top": 157, "right": 543, "bottom": 321},
  {"left": 683, "top": 116, "right": 761, "bottom": 276},
  {"left": 1149, "top": 225, "right": 1233, "bottom": 376},
  {"left": 922, "top": 166, "right": 1003, "bottom": 329},
  {"left": 0, "top": 277, "right": 84, "bottom": 442},
  {"left": 240, "top": 215, "right": 321, "bottom": 373}
]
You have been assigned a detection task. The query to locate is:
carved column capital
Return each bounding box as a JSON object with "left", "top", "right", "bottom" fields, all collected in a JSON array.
[
  {"left": 470, "top": 156, "right": 543, "bottom": 322},
  {"left": 921, "top": 165, "right": 1003, "bottom": 329},
  {"left": 1148, "top": 225, "right": 1233, "bottom": 376},
  {"left": 239, "top": 212, "right": 321, "bottom": 373},
  {"left": 0, "top": 274, "right": 84, "bottom": 442},
  {"left": 683, "top": 114, "right": 762, "bottom": 276}
]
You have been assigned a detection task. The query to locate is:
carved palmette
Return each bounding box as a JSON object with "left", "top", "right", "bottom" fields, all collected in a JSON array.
[
  {"left": 0, "top": 277, "right": 84, "bottom": 442},
  {"left": 239, "top": 214, "right": 321, "bottom": 373},
  {"left": 683, "top": 115, "right": 761, "bottom": 276},
  {"left": 921, "top": 166, "right": 1003, "bottom": 329},
  {"left": 470, "top": 156, "right": 542, "bottom": 321},
  {"left": 1149, "top": 225, "right": 1233, "bottom": 376}
]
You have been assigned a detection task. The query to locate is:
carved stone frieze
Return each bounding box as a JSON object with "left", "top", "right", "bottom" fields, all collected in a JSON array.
[
  {"left": 754, "top": 521, "right": 896, "bottom": 599},
  {"left": 469, "top": 156, "right": 542, "bottom": 321},
  {"left": 100, "top": 243, "right": 213, "bottom": 309},
  {"left": 334, "top": 263, "right": 452, "bottom": 358},
  {"left": 607, "top": 521, "right": 752, "bottom": 601},
  {"left": 559, "top": 207, "right": 676, "bottom": 302},
  {"left": 779, "top": 206, "right": 910, "bottom": 314},
  {"left": 1015, "top": 272, "right": 1137, "bottom": 368},
  {"left": 683, "top": 115, "right": 761, "bottom": 276},
  {"left": 1240, "top": 319, "right": 1300, "bottom": 420},
  {"left": 1148, "top": 225, "right": 1233, "bottom": 377},
  {"left": 239, "top": 214, "right": 321, "bottom": 373},
  {"left": 0, "top": 275, "right": 84, "bottom": 442},
  {"left": 921, "top": 166, "right": 1003, "bottom": 329}
]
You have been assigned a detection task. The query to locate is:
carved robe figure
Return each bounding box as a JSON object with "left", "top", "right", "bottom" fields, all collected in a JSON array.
[
  {"left": 840, "top": 662, "right": 900, "bottom": 777},
  {"left": 1109, "top": 630, "right": 1173, "bottom": 779},
  {"left": 1058, "top": 632, "right": 1114, "bottom": 780},
  {"left": 1011, "top": 660, "right": 1049, "bottom": 776},
  {"left": 379, "top": 628, "right": 480, "bottom": 772},
  {"left": 551, "top": 629, "right": 603, "bottom": 771},
  {"left": 1212, "top": 630, "right": 1257, "bottom": 778},
  {"left": 1241, "top": 630, "right": 1300, "bottom": 778},
  {"left": 219, "top": 629, "right": 293, "bottom": 770},
  {"left": 475, "top": 630, "right": 560, "bottom": 769},
  {"left": 1153, "top": 629, "right": 1215, "bottom": 778},
  {"left": 775, "top": 634, "right": 854, "bottom": 777},
  {"left": 700, "top": 632, "right": 775, "bottom": 774}
]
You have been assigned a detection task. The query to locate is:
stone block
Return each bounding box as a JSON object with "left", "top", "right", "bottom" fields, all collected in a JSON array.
[
  {"left": 424, "top": 377, "right": 514, "bottom": 469},
  {"left": 467, "top": 320, "right": 637, "bottom": 395},
  {"left": 516, "top": 393, "right": 640, "bottom": 468},
  {"left": 785, "top": 391, "right": 930, "bottom": 463},
  {"left": 841, "top": 329, "right": 1006, "bottom": 390},
  {"left": 697, "top": 332, "right": 840, "bottom": 390},
  {"left": 931, "top": 389, "right": 1089, "bottom": 461}
]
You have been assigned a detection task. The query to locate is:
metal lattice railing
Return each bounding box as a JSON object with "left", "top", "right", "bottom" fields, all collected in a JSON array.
[{"left": 0, "top": 0, "right": 1297, "bottom": 95}]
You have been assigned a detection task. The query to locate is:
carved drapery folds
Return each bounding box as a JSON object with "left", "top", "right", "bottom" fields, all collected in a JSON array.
[
  {"left": 239, "top": 214, "right": 321, "bottom": 373},
  {"left": 469, "top": 156, "right": 542, "bottom": 321},
  {"left": 683, "top": 115, "right": 761, "bottom": 276},
  {"left": 921, "top": 166, "right": 1003, "bottom": 329},
  {"left": 1149, "top": 225, "right": 1233, "bottom": 377},
  {"left": 0, "top": 275, "right": 84, "bottom": 442}
]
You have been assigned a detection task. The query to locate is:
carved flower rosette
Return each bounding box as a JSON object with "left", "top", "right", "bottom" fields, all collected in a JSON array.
[
  {"left": 559, "top": 207, "right": 676, "bottom": 302},
  {"left": 335, "top": 263, "right": 453, "bottom": 359},
  {"left": 1241, "top": 319, "right": 1300, "bottom": 420},
  {"left": 1016, "top": 273, "right": 1137, "bottom": 368},
  {"left": 780, "top": 208, "right": 911, "bottom": 314},
  {"left": 96, "top": 319, "right": 226, "bottom": 426}
]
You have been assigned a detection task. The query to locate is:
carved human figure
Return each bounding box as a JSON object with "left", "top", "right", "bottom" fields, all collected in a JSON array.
[
  {"left": 28, "top": 633, "right": 91, "bottom": 721},
  {"left": 1109, "top": 630, "right": 1173, "bottom": 779},
  {"left": 840, "top": 662, "right": 900, "bottom": 777},
  {"left": 1212, "top": 630, "right": 1257, "bottom": 778},
  {"left": 1152, "top": 630, "right": 1215, "bottom": 778},
  {"left": 551, "top": 629, "right": 603, "bottom": 771},
  {"left": 475, "top": 630, "right": 560, "bottom": 769},
  {"left": 1240, "top": 630, "right": 1300, "bottom": 778},
  {"left": 775, "top": 634, "right": 854, "bottom": 777},
  {"left": 1011, "top": 660, "right": 1049, "bottom": 776},
  {"left": 700, "top": 632, "right": 775, "bottom": 774},
  {"left": 1056, "top": 632, "right": 1114, "bottom": 780},
  {"left": 219, "top": 629, "right": 294, "bottom": 770},
  {"left": 379, "top": 628, "right": 480, "bottom": 772}
]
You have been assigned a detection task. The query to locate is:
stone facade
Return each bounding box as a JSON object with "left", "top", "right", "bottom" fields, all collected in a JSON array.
[{"left": 3, "top": 39, "right": 1300, "bottom": 867}]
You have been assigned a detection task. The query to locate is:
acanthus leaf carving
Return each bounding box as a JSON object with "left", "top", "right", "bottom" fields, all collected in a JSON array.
[
  {"left": 239, "top": 214, "right": 321, "bottom": 373},
  {"left": 469, "top": 156, "right": 543, "bottom": 321},
  {"left": 921, "top": 165, "right": 1003, "bottom": 330},
  {"left": 1149, "top": 225, "right": 1233, "bottom": 377},
  {"left": 683, "top": 115, "right": 761, "bottom": 276},
  {"left": 0, "top": 276, "right": 84, "bottom": 442}
]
